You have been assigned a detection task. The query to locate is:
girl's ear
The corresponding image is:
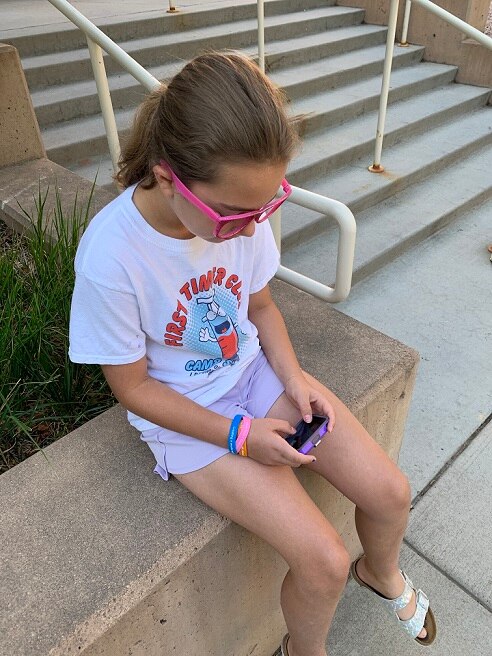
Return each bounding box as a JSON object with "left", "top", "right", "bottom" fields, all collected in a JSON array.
[{"left": 152, "top": 162, "right": 174, "bottom": 198}]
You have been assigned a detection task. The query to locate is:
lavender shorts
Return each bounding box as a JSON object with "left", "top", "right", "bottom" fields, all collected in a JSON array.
[{"left": 140, "top": 350, "right": 285, "bottom": 481}]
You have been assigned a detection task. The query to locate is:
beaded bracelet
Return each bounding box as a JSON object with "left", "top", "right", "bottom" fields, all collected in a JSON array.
[
  {"left": 235, "top": 416, "right": 251, "bottom": 455},
  {"left": 228, "top": 414, "right": 243, "bottom": 454}
]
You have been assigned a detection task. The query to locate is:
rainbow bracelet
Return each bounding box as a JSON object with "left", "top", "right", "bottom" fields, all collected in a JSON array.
[
  {"left": 228, "top": 414, "right": 243, "bottom": 454},
  {"left": 235, "top": 416, "right": 251, "bottom": 454}
]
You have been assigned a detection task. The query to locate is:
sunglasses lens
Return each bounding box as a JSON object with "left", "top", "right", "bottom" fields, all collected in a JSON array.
[{"left": 217, "top": 218, "right": 253, "bottom": 239}]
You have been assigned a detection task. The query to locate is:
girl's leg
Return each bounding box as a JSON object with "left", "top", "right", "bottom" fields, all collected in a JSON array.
[
  {"left": 174, "top": 455, "right": 350, "bottom": 656},
  {"left": 267, "top": 372, "right": 427, "bottom": 639}
]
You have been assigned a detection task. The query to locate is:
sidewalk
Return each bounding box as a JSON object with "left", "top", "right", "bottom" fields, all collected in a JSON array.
[
  {"left": 331, "top": 199, "right": 492, "bottom": 653},
  {"left": 0, "top": 0, "right": 229, "bottom": 33}
]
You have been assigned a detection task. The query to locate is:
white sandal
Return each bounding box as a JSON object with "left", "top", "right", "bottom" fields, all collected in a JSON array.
[{"left": 351, "top": 556, "right": 437, "bottom": 645}]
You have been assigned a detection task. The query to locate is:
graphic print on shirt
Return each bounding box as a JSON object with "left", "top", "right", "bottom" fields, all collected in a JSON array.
[
  {"left": 163, "top": 267, "right": 248, "bottom": 376},
  {"left": 197, "top": 293, "right": 239, "bottom": 362}
]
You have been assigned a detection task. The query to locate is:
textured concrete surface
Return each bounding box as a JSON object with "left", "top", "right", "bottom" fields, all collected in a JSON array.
[
  {"left": 0, "top": 405, "right": 229, "bottom": 656},
  {"left": 407, "top": 420, "right": 492, "bottom": 609},
  {"left": 336, "top": 199, "right": 492, "bottom": 497},
  {"left": 0, "top": 44, "right": 45, "bottom": 166},
  {"left": 0, "top": 0, "right": 230, "bottom": 32},
  {"left": 283, "top": 141, "right": 492, "bottom": 289},
  {"left": 0, "top": 158, "right": 115, "bottom": 234},
  {"left": 325, "top": 543, "right": 492, "bottom": 655}
]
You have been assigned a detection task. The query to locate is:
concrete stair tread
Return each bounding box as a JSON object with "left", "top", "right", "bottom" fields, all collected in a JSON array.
[
  {"left": 291, "top": 61, "right": 457, "bottom": 121},
  {"left": 43, "top": 64, "right": 466, "bottom": 161},
  {"left": 0, "top": 0, "right": 332, "bottom": 46},
  {"left": 65, "top": 81, "right": 491, "bottom": 188},
  {"left": 281, "top": 143, "right": 492, "bottom": 286},
  {"left": 281, "top": 107, "right": 492, "bottom": 248},
  {"left": 30, "top": 43, "right": 425, "bottom": 126},
  {"left": 271, "top": 43, "right": 425, "bottom": 96},
  {"left": 292, "top": 82, "right": 491, "bottom": 184},
  {"left": 21, "top": 6, "right": 366, "bottom": 71}
]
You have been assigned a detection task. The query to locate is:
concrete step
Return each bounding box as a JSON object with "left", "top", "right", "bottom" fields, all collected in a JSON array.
[
  {"left": 290, "top": 81, "right": 490, "bottom": 186},
  {"left": 22, "top": 6, "right": 368, "bottom": 89},
  {"left": 2, "top": 0, "right": 330, "bottom": 57},
  {"left": 44, "top": 60, "right": 460, "bottom": 172},
  {"left": 281, "top": 142, "right": 492, "bottom": 288},
  {"left": 31, "top": 42, "right": 425, "bottom": 129},
  {"left": 281, "top": 107, "right": 492, "bottom": 250},
  {"left": 292, "top": 61, "right": 457, "bottom": 134},
  {"left": 66, "top": 77, "right": 490, "bottom": 191}
]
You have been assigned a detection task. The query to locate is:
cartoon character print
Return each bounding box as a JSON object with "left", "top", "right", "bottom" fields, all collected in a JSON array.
[{"left": 197, "top": 293, "right": 239, "bottom": 362}]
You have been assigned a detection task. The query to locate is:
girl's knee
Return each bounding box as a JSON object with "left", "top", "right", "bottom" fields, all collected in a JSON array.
[
  {"left": 293, "top": 538, "right": 350, "bottom": 593},
  {"left": 378, "top": 469, "right": 411, "bottom": 519},
  {"left": 389, "top": 470, "right": 411, "bottom": 512}
]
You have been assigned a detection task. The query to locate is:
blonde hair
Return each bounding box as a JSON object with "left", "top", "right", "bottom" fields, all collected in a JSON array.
[{"left": 116, "top": 51, "right": 300, "bottom": 188}]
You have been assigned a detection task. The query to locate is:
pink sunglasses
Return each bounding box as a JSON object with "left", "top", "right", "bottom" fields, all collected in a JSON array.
[{"left": 161, "top": 161, "right": 292, "bottom": 239}]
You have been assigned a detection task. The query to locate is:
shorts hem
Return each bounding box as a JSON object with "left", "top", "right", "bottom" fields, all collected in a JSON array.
[{"left": 156, "top": 450, "right": 230, "bottom": 479}]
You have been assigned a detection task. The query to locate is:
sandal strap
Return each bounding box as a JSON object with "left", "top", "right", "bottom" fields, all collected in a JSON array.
[
  {"left": 378, "top": 570, "right": 414, "bottom": 611},
  {"left": 399, "top": 588, "right": 430, "bottom": 639}
]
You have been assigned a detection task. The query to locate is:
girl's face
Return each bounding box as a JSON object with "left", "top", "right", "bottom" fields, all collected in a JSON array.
[{"left": 154, "top": 160, "right": 288, "bottom": 242}]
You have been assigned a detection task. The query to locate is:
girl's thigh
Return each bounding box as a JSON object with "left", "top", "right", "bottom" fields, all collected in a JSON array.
[
  {"left": 174, "top": 454, "right": 347, "bottom": 573},
  {"left": 266, "top": 372, "right": 410, "bottom": 518}
]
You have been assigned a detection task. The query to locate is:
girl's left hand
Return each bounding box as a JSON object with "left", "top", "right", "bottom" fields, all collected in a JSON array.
[{"left": 284, "top": 372, "right": 336, "bottom": 432}]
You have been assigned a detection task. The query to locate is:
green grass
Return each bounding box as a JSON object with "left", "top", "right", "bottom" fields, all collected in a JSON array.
[{"left": 0, "top": 186, "right": 116, "bottom": 474}]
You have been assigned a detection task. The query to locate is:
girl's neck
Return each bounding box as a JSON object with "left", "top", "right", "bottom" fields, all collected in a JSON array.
[{"left": 132, "top": 183, "right": 194, "bottom": 240}]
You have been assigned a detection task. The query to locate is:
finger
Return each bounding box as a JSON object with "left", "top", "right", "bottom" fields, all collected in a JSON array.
[
  {"left": 273, "top": 420, "right": 297, "bottom": 436},
  {"left": 311, "top": 394, "right": 336, "bottom": 432},
  {"left": 283, "top": 443, "right": 317, "bottom": 467},
  {"left": 297, "top": 394, "right": 313, "bottom": 424},
  {"left": 326, "top": 403, "right": 336, "bottom": 432}
]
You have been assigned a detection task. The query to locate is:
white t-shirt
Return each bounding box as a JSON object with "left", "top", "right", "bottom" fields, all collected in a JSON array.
[{"left": 69, "top": 184, "right": 280, "bottom": 432}]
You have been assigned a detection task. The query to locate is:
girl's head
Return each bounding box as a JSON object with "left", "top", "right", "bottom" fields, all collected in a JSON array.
[{"left": 117, "top": 51, "right": 300, "bottom": 190}]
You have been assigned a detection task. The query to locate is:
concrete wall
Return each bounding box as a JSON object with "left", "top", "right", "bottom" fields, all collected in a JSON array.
[
  {"left": 0, "top": 43, "right": 45, "bottom": 167},
  {"left": 337, "top": 0, "right": 492, "bottom": 87}
]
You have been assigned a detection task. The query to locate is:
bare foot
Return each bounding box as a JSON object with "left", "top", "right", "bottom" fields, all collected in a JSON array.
[{"left": 356, "top": 555, "right": 427, "bottom": 640}]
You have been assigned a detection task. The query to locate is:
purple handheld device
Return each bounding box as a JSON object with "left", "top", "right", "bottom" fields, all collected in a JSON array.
[{"left": 285, "top": 415, "right": 330, "bottom": 454}]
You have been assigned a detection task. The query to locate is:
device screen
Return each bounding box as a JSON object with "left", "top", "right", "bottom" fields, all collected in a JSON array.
[{"left": 285, "top": 416, "right": 327, "bottom": 450}]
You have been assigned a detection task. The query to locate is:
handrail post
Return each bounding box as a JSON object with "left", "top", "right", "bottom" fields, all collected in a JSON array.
[
  {"left": 400, "top": 0, "right": 412, "bottom": 46},
  {"left": 86, "top": 37, "right": 121, "bottom": 176},
  {"left": 369, "top": 0, "right": 400, "bottom": 173},
  {"left": 257, "top": 0, "right": 265, "bottom": 73}
]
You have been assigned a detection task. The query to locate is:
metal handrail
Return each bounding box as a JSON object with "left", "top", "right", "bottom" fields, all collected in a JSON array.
[
  {"left": 372, "top": 0, "right": 492, "bottom": 172},
  {"left": 44, "top": 0, "right": 357, "bottom": 303},
  {"left": 277, "top": 187, "right": 356, "bottom": 303},
  {"left": 401, "top": 0, "right": 492, "bottom": 47}
]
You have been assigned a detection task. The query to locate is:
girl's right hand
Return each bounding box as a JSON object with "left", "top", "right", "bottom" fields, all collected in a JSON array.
[{"left": 245, "top": 418, "right": 317, "bottom": 467}]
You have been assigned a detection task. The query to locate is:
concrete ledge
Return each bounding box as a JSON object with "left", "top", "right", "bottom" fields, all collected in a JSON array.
[
  {"left": 0, "top": 158, "right": 116, "bottom": 233},
  {"left": 0, "top": 276, "right": 419, "bottom": 656}
]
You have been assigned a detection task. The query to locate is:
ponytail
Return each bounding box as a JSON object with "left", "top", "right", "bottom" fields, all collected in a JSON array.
[
  {"left": 116, "top": 86, "right": 164, "bottom": 189},
  {"left": 116, "top": 51, "right": 301, "bottom": 189}
]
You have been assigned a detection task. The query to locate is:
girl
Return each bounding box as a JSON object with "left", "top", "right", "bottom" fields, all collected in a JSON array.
[{"left": 69, "top": 51, "right": 436, "bottom": 656}]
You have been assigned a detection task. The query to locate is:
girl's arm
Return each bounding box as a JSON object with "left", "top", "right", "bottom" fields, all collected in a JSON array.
[
  {"left": 248, "top": 284, "right": 335, "bottom": 430},
  {"left": 102, "top": 356, "right": 231, "bottom": 446},
  {"left": 101, "top": 356, "right": 314, "bottom": 466}
]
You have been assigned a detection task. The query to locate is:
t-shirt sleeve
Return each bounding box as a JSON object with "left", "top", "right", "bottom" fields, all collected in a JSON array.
[
  {"left": 69, "top": 273, "right": 146, "bottom": 365},
  {"left": 249, "top": 219, "right": 280, "bottom": 294}
]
